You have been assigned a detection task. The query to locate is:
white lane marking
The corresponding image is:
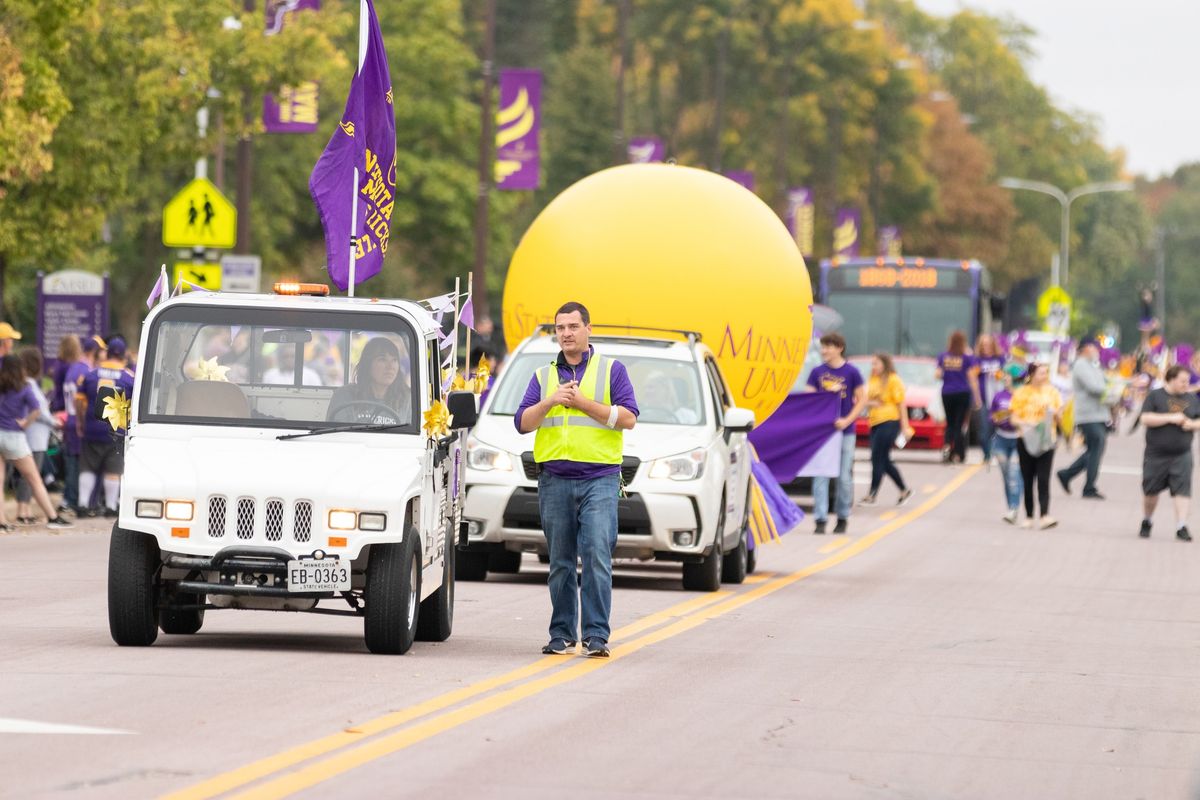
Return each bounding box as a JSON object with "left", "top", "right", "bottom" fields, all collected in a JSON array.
[
  {"left": 1100, "top": 465, "right": 1142, "bottom": 476},
  {"left": 0, "top": 717, "right": 134, "bottom": 735}
]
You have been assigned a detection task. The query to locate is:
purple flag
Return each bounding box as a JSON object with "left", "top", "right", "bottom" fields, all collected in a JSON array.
[
  {"left": 749, "top": 457, "right": 805, "bottom": 545},
  {"left": 785, "top": 187, "right": 814, "bottom": 257},
  {"left": 627, "top": 136, "right": 664, "bottom": 164},
  {"left": 495, "top": 69, "right": 541, "bottom": 190},
  {"left": 145, "top": 270, "right": 166, "bottom": 310},
  {"left": 460, "top": 297, "right": 475, "bottom": 331},
  {"left": 724, "top": 170, "right": 755, "bottom": 192},
  {"left": 878, "top": 225, "right": 902, "bottom": 258},
  {"left": 748, "top": 392, "right": 841, "bottom": 483},
  {"left": 263, "top": 0, "right": 320, "bottom": 134},
  {"left": 309, "top": 0, "right": 396, "bottom": 291},
  {"left": 833, "top": 207, "right": 861, "bottom": 258}
]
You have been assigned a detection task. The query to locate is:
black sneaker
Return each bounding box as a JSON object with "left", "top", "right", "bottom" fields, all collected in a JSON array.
[
  {"left": 833, "top": 518, "right": 847, "bottom": 534},
  {"left": 1081, "top": 490, "right": 1106, "bottom": 500},
  {"left": 1056, "top": 470, "right": 1071, "bottom": 495},
  {"left": 47, "top": 516, "right": 73, "bottom": 530},
  {"left": 1139, "top": 520, "right": 1152, "bottom": 539},
  {"left": 583, "top": 638, "right": 610, "bottom": 658},
  {"left": 103, "top": 507, "right": 119, "bottom": 519},
  {"left": 813, "top": 519, "right": 826, "bottom": 535},
  {"left": 541, "top": 638, "right": 576, "bottom": 655},
  {"left": 1178, "top": 527, "right": 1192, "bottom": 542},
  {"left": 897, "top": 489, "right": 913, "bottom": 506}
]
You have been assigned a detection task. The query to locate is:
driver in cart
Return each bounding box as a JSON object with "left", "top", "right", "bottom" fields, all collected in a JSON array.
[{"left": 326, "top": 336, "right": 412, "bottom": 425}]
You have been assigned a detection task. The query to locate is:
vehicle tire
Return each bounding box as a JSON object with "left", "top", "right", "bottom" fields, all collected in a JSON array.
[
  {"left": 745, "top": 545, "right": 757, "bottom": 575},
  {"left": 456, "top": 548, "right": 489, "bottom": 581},
  {"left": 364, "top": 532, "right": 421, "bottom": 655},
  {"left": 487, "top": 549, "right": 522, "bottom": 574},
  {"left": 416, "top": 529, "right": 454, "bottom": 642},
  {"left": 108, "top": 526, "right": 161, "bottom": 647},
  {"left": 683, "top": 495, "right": 724, "bottom": 592},
  {"left": 721, "top": 533, "right": 747, "bottom": 584},
  {"left": 159, "top": 591, "right": 205, "bottom": 635}
]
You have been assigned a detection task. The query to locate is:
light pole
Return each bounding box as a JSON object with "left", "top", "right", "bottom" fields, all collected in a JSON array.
[{"left": 998, "top": 177, "right": 1133, "bottom": 287}]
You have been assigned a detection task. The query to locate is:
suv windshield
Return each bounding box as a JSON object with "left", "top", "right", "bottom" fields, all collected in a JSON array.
[
  {"left": 140, "top": 304, "right": 420, "bottom": 433},
  {"left": 490, "top": 352, "right": 708, "bottom": 426}
]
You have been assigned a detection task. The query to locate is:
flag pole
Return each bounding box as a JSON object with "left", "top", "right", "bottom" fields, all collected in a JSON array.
[
  {"left": 464, "top": 273, "right": 473, "bottom": 380},
  {"left": 450, "top": 276, "right": 461, "bottom": 388},
  {"left": 347, "top": 0, "right": 369, "bottom": 298}
]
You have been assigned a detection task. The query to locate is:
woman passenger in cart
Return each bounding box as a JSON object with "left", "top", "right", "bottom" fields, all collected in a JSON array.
[{"left": 326, "top": 336, "right": 412, "bottom": 425}]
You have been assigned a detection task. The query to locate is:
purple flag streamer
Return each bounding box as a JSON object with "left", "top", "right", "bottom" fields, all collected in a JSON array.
[
  {"left": 748, "top": 392, "right": 841, "bottom": 483},
  {"left": 145, "top": 271, "right": 166, "bottom": 310},
  {"left": 833, "top": 207, "right": 861, "bottom": 258},
  {"left": 627, "top": 136, "right": 664, "bottom": 163},
  {"left": 750, "top": 458, "right": 805, "bottom": 538},
  {"left": 309, "top": 0, "right": 396, "bottom": 291},
  {"left": 495, "top": 69, "right": 541, "bottom": 190},
  {"left": 460, "top": 297, "right": 475, "bottom": 331}
]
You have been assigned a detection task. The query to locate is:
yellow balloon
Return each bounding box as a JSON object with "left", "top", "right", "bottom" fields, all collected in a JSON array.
[{"left": 502, "top": 164, "right": 813, "bottom": 421}]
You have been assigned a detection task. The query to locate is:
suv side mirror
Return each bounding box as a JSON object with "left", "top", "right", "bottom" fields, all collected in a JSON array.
[
  {"left": 724, "top": 407, "right": 755, "bottom": 434},
  {"left": 446, "top": 391, "right": 478, "bottom": 430}
]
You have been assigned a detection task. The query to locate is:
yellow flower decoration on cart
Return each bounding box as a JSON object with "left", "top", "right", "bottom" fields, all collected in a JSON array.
[
  {"left": 194, "top": 357, "right": 230, "bottom": 382},
  {"left": 102, "top": 390, "right": 131, "bottom": 432},
  {"left": 472, "top": 355, "right": 491, "bottom": 395},
  {"left": 450, "top": 371, "right": 468, "bottom": 391},
  {"left": 422, "top": 399, "right": 453, "bottom": 439}
]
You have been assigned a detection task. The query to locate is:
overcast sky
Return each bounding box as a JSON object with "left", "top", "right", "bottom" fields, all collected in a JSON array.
[{"left": 914, "top": 0, "right": 1199, "bottom": 178}]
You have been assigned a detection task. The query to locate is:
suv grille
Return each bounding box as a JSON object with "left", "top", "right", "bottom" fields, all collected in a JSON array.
[
  {"left": 265, "top": 499, "right": 284, "bottom": 541},
  {"left": 207, "top": 496, "right": 226, "bottom": 538},
  {"left": 205, "top": 496, "right": 317, "bottom": 543},
  {"left": 236, "top": 498, "right": 256, "bottom": 539},
  {"left": 521, "top": 452, "right": 640, "bottom": 484},
  {"left": 294, "top": 501, "right": 313, "bottom": 542}
]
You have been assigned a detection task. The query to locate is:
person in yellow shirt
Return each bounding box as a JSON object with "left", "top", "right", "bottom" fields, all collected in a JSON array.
[
  {"left": 860, "top": 353, "right": 914, "bottom": 506},
  {"left": 1010, "top": 362, "right": 1064, "bottom": 529}
]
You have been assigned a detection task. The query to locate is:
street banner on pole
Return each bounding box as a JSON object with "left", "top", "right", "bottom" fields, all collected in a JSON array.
[
  {"left": 263, "top": 0, "right": 321, "bottom": 134},
  {"left": 785, "top": 187, "right": 814, "bottom": 257},
  {"left": 627, "top": 136, "right": 664, "bottom": 164},
  {"left": 724, "top": 170, "right": 755, "bottom": 193},
  {"left": 878, "top": 225, "right": 902, "bottom": 258},
  {"left": 37, "top": 270, "right": 109, "bottom": 373},
  {"left": 833, "top": 207, "right": 861, "bottom": 259},
  {"left": 495, "top": 69, "right": 541, "bottom": 190},
  {"left": 309, "top": 0, "right": 396, "bottom": 292}
]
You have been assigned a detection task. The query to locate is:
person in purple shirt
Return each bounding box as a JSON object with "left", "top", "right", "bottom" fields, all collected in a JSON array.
[
  {"left": 804, "top": 332, "right": 866, "bottom": 534},
  {"left": 57, "top": 335, "right": 99, "bottom": 513},
  {"left": 936, "top": 330, "right": 981, "bottom": 464},
  {"left": 75, "top": 335, "right": 135, "bottom": 517},
  {"left": 515, "top": 302, "right": 638, "bottom": 659},
  {"left": 973, "top": 333, "right": 1005, "bottom": 462},
  {"left": 990, "top": 365, "right": 1024, "bottom": 524},
  {"left": 0, "top": 356, "right": 71, "bottom": 530}
]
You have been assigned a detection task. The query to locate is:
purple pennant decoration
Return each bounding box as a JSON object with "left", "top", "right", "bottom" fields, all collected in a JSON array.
[
  {"left": 495, "top": 69, "right": 542, "bottom": 190},
  {"left": 309, "top": 0, "right": 396, "bottom": 291},
  {"left": 460, "top": 297, "right": 475, "bottom": 331},
  {"left": 833, "top": 208, "right": 861, "bottom": 258},
  {"left": 785, "top": 187, "right": 814, "bottom": 257},
  {"left": 627, "top": 136, "right": 664, "bottom": 163}
]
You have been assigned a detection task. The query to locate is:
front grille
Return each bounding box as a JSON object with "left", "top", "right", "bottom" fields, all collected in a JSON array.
[
  {"left": 294, "top": 501, "right": 312, "bottom": 542},
  {"left": 502, "top": 487, "right": 652, "bottom": 535},
  {"left": 265, "top": 499, "right": 284, "bottom": 541},
  {"left": 208, "top": 496, "right": 226, "bottom": 538},
  {"left": 236, "top": 498, "right": 255, "bottom": 539},
  {"left": 521, "top": 452, "right": 641, "bottom": 484}
]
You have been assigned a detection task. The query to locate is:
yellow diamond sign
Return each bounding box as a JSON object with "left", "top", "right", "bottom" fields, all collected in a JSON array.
[
  {"left": 173, "top": 262, "right": 223, "bottom": 292},
  {"left": 162, "top": 178, "right": 237, "bottom": 249}
]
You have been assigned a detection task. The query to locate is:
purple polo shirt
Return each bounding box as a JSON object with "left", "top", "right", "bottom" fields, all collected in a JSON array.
[
  {"left": 0, "top": 384, "right": 37, "bottom": 432},
  {"left": 806, "top": 362, "right": 864, "bottom": 418},
  {"left": 938, "top": 352, "right": 977, "bottom": 395},
  {"left": 514, "top": 346, "right": 639, "bottom": 479},
  {"left": 62, "top": 360, "right": 90, "bottom": 455}
]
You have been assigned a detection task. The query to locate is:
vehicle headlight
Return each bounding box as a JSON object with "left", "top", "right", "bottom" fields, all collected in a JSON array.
[
  {"left": 909, "top": 407, "right": 926, "bottom": 421},
  {"left": 648, "top": 448, "right": 706, "bottom": 481},
  {"left": 358, "top": 512, "right": 387, "bottom": 532},
  {"left": 135, "top": 499, "right": 164, "bottom": 519},
  {"left": 328, "top": 509, "right": 357, "bottom": 530},
  {"left": 164, "top": 500, "right": 194, "bottom": 521},
  {"left": 466, "top": 437, "right": 514, "bottom": 471}
]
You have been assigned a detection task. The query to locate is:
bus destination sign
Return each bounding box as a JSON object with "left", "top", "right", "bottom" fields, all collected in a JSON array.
[{"left": 828, "top": 265, "right": 971, "bottom": 292}]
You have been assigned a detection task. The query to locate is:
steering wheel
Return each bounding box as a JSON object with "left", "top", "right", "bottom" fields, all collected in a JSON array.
[{"left": 327, "top": 400, "right": 404, "bottom": 425}]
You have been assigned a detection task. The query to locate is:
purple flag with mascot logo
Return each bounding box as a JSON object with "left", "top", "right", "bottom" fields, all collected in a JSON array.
[{"left": 309, "top": 0, "right": 396, "bottom": 291}]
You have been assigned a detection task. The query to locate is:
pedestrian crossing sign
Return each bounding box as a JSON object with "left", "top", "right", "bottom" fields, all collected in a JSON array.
[{"left": 162, "top": 177, "right": 237, "bottom": 249}]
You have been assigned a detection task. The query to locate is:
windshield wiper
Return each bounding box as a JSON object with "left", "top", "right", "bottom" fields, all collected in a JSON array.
[{"left": 277, "top": 423, "right": 407, "bottom": 441}]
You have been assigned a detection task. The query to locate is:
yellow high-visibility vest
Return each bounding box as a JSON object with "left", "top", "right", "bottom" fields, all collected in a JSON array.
[{"left": 533, "top": 355, "right": 623, "bottom": 465}]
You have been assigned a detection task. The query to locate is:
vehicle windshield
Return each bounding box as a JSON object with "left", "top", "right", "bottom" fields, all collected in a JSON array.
[
  {"left": 139, "top": 304, "right": 420, "bottom": 433},
  {"left": 827, "top": 291, "right": 973, "bottom": 357},
  {"left": 489, "top": 352, "right": 708, "bottom": 426}
]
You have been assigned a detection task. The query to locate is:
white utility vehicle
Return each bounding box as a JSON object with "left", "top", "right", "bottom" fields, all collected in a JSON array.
[
  {"left": 108, "top": 284, "right": 475, "bottom": 654},
  {"left": 462, "top": 326, "right": 756, "bottom": 591}
]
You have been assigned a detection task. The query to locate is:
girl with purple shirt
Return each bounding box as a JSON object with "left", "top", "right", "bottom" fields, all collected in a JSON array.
[
  {"left": 974, "top": 333, "right": 1005, "bottom": 462},
  {"left": 990, "top": 366, "right": 1025, "bottom": 524},
  {"left": 936, "top": 330, "right": 981, "bottom": 464},
  {"left": 0, "top": 356, "right": 71, "bottom": 530}
]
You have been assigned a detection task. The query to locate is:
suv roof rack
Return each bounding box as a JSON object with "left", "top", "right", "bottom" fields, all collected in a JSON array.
[{"left": 535, "top": 323, "right": 701, "bottom": 347}]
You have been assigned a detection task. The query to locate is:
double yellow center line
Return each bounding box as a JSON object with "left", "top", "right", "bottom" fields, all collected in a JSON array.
[{"left": 167, "top": 465, "right": 980, "bottom": 800}]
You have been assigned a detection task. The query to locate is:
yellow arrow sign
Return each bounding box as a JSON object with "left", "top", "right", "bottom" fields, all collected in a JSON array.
[
  {"left": 173, "top": 262, "right": 223, "bottom": 292},
  {"left": 162, "top": 178, "right": 237, "bottom": 249}
]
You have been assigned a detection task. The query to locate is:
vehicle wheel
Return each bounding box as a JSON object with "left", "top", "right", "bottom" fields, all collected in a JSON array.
[
  {"left": 364, "top": 532, "right": 421, "bottom": 655},
  {"left": 108, "top": 526, "right": 161, "bottom": 646},
  {"left": 721, "top": 533, "right": 747, "bottom": 584},
  {"left": 683, "top": 495, "right": 724, "bottom": 592},
  {"left": 416, "top": 529, "right": 454, "bottom": 642},
  {"left": 159, "top": 591, "right": 205, "bottom": 635},
  {"left": 488, "top": 549, "right": 522, "bottom": 574},
  {"left": 746, "top": 544, "right": 757, "bottom": 575},
  {"left": 457, "top": 548, "right": 489, "bottom": 581}
]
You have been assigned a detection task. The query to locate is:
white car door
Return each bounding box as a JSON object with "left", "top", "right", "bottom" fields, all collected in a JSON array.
[{"left": 703, "top": 356, "right": 750, "bottom": 548}]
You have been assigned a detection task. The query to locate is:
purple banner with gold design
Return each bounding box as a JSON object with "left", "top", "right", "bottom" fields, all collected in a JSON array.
[
  {"left": 263, "top": 0, "right": 321, "bottom": 133},
  {"left": 749, "top": 392, "right": 841, "bottom": 482},
  {"left": 786, "top": 187, "right": 814, "bottom": 257},
  {"left": 627, "top": 136, "right": 665, "bottom": 164},
  {"left": 833, "top": 207, "right": 861, "bottom": 259},
  {"left": 878, "top": 225, "right": 902, "bottom": 258},
  {"left": 495, "top": 69, "right": 541, "bottom": 190},
  {"left": 724, "top": 170, "right": 755, "bottom": 193}
]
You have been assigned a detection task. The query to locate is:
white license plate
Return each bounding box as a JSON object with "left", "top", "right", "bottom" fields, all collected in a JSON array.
[{"left": 287, "top": 559, "right": 351, "bottom": 592}]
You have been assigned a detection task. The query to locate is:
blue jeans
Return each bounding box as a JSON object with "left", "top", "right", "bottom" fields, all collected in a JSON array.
[
  {"left": 813, "top": 431, "right": 855, "bottom": 521},
  {"left": 992, "top": 435, "right": 1023, "bottom": 511},
  {"left": 1060, "top": 421, "right": 1108, "bottom": 495},
  {"left": 975, "top": 407, "right": 994, "bottom": 460},
  {"left": 62, "top": 453, "right": 80, "bottom": 508},
  {"left": 538, "top": 471, "right": 619, "bottom": 643}
]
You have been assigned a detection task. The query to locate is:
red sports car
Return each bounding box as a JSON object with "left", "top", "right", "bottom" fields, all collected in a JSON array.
[{"left": 848, "top": 356, "right": 946, "bottom": 451}]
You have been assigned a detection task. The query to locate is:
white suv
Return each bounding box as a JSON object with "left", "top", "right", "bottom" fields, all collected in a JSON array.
[{"left": 461, "top": 327, "right": 756, "bottom": 591}]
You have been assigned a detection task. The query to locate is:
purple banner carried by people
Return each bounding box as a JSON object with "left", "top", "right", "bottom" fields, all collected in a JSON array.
[
  {"left": 878, "top": 225, "right": 902, "bottom": 258},
  {"left": 309, "top": 0, "right": 396, "bottom": 291},
  {"left": 263, "top": 0, "right": 320, "bottom": 134},
  {"left": 627, "top": 136, "right": 665, "bottom": 164},
  {"left": 833, "top": 207, "right": 861, "bottom": 259},
  {"left": 786, "top": 187, "right": 815, "bottom": 257},
  {"left": 495, "top": 69, "right": 541, "bottom": 190},
  {"left": 724, "top": 170, "right": 755, "bottom": 192},
  {"left": 748, "top": 391, "right": 841, "bottom": 483}
]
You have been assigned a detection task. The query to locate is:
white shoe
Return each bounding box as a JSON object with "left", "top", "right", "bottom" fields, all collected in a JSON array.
[
  {"left": 1039, "top": 516, "right": 1059, "bottom": 530},
  {"left": 1002, "top": 510, "right": 1017, "bottom": 525},
  {"left": 1019, "top": 518, "right": 1033, "bottom": 530}
]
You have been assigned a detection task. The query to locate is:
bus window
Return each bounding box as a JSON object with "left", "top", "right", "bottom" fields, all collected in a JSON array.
[
  {"left": 827, "top": 292, "right": 899, "bottom": 357},
  {"left": 901, "top": 295, "right": 972, "bottom": 356}
]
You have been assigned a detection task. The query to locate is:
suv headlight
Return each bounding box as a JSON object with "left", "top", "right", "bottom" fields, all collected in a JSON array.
[
  {"left": 466, "top": 437, "right": 514, "bottom": 471},
  {"left": 648, "top": 448, "right": 706, "bottom": 481}
]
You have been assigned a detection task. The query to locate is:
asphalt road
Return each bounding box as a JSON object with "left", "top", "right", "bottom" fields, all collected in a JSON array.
[{"left": 3, "top": 430, "right": 1199, "bottom": 799}]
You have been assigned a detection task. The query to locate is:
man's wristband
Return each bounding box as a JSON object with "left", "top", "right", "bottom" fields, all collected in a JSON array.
[{"left": 606, "top": 405, "right": 620, "bottom": 429}]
